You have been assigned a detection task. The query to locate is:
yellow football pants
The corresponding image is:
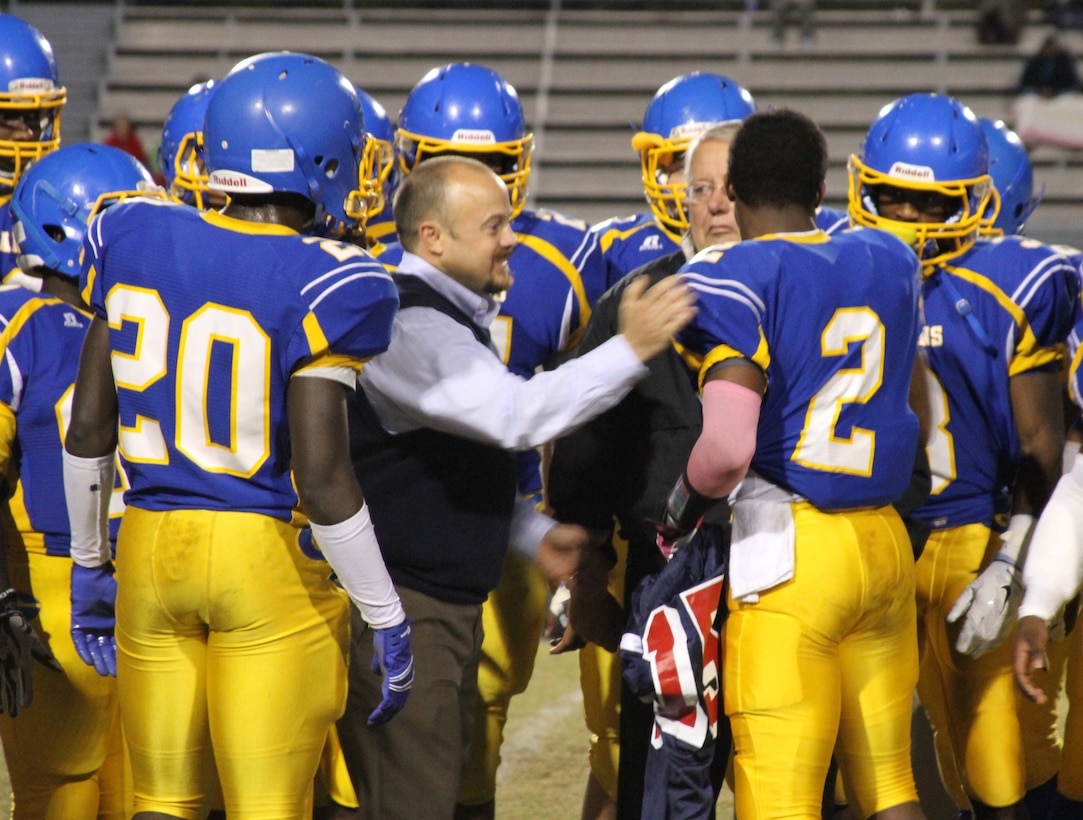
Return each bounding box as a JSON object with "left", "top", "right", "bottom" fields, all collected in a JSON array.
[
  {"left": 116, "top": 507, "right": 349, "bottom": 820},
  {"left": 725, "top": 503, "right": 919, "bottom": 820},
  {"left": 0, "top": 550, "right": 125, "bottom": 819},
  {"left": 915, "top": 524, "right": 1028, "bottom": 808}
]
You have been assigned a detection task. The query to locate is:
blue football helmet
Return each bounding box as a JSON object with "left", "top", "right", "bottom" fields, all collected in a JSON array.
[
  {"left": 396, "top": 63, "right": 534, "bottom": 218},
  {"left": 848, "top": 93, "right": 993, "bottom": 267},
  {"left": 980, "top": 118, "right": 1040, "bottom": 236},
  {"left": 159, "top": 79, "right": 217, "bottom": 209},
  {"left": 356, "top": 87, "right": 395, "bottom": 225},
  {"left": 11, "top": 143, "right": 162, "bottom": 278},
  {"left": 203, "top": 52, "right": 371, "bottom": 234},
  {"left": 631, "top": 72, "right": 756, "bottom": 241},
  {"left": 0, "top": 14, "right": 66, "bottom": 197}
]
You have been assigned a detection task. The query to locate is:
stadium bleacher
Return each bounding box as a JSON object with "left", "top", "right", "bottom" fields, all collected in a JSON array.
[{"left": 13, "top": 0, "right": 1083, "bottom": 243}]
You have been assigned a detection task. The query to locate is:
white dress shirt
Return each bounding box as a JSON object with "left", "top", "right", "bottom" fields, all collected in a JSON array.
[{"left": 359, "top": 251, "right": 650, "bottom": 557}]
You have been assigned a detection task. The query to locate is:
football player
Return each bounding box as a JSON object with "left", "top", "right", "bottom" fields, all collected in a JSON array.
[
  {"left": 670, "top": 107, "right": 925, "bottom": 819},
  {"left": 981, "top": 117, "right": 1083, "bottom": 820},
  {"left": 0, "top": 14, "right": 65, "bottom": 290},
  {"left": 850, "top": 93, "right": 1078, "bottom": 819},
  {"left": 60, "top": 52, "right": 414, "bottom": 818},
  {"left": 0, "top": 142, "right": 162, "bottom": 819},
  {"left": 356, "top": 87, "right": 397, "bottom": 249},
  {"left": 980, "top": 115, "right": 1077, "bottom": 820},
  {"left": 158, "top": 79, "right": 224, "bottom": 211},
  {"left": 590, "top": 72, "right": 756, "bottom": 290},
  {"left": 1014, "top": 291, "right": 1083, "bottom": 819},
  {"left": 547, "top": 121, "right": 744, "bottom": 820},
  {"left": 365, "top": 61, "right": 607, "bottom": 820}
]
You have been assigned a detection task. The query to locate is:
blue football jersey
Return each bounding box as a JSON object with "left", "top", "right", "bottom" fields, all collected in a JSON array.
[
  {"left": 816, "top": 205, "right": 850, "bottom": 235},
  {"left": 0, "top": 283, "right": 35, "bottom": 323},
  {"left": 916, "top": 235, "right": 1079, "bottom": 529},
  {"left": 1070, "top": 306, "right": 1083, "bottom": 412},
  {"left": 1053, "top": 244, "right": 1083, "bottom": 412},
  {"left": 0, "top": 295, "right": 126, "bottom": 556},
  {"left": 366, "top": 196, "right": 397, "bottom": 248},
  {"left": 81, "top": 198, "right": 399, "bottom": 519},
  {"left": 0, "top": 202, "right": 20, "bottom": 285},
  {"left": 590, "top": 213, "right": 680, "bottom": 290},
  {"left": 677, "top": 228, "right": 922, "bottom": 509}
]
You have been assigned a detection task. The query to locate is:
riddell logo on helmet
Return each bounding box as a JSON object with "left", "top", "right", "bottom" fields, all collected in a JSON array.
[
  {"left": 450, "top": 129, "right": 497, "bottom": 145},
  {"left": 211, "top": 172, "right": 250, "bottom": 188},
  {"left": 9, "top": 78, "right": 55, "bottom": 94},
  {"left": 888, "top": 162, "right": 935, "bottom": 181},
  {"left": 208, "top": 170, "right": 273, "bottom": 193},
  {"left": 669, "top": 122, "right": 711, "bottom": 140}
]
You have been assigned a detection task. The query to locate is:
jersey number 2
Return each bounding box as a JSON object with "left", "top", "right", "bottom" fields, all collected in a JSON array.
[{"left": 793, "top": 307, "right": 885, "bottom": 476}]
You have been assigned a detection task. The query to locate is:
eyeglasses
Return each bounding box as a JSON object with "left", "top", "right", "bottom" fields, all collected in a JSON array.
[{"left": 686, "top": 181, "right": 726, "bottom": 203}]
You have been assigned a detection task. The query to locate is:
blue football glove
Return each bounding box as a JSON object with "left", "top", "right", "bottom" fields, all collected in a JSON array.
[
  {"left": 70, "top": 563, "right": 118, "bottom": 677},
  {"left": 368, "top": 617, "right": 414, "bottom": 727}
]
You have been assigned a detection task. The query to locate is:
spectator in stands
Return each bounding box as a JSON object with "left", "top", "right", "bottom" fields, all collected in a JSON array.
[
  {"left": 102, "top": 112, "right": 149, "bottom": 169},
  {"left": 1019, "top": 34, "right": 1081, "bottom": 97},
  {"left": 770, "top": 0, "right": 816, "bottom": 46},
  {"left": 977, "top": 0, "right": 1026, "bottom": 45}
]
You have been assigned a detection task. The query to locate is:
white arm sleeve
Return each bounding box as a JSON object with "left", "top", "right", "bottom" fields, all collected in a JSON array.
[
  {"left": 1019, "top": 453, "right": 1083, "bottom": 621},
  {"left": 62, "top": 450, "right": 115, "bottom": 568},
  {"left": 310, "top": 503, "right": 405, "bottom": 630}
]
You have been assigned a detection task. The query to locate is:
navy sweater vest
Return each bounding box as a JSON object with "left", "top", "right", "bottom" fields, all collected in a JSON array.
[{"left": 348, "top": 275, "right": 518, "bottom": 604}]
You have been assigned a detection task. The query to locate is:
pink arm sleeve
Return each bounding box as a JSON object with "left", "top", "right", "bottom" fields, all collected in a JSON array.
[{"left": 685, "top": 378, "right": 761, "bottom": 498}]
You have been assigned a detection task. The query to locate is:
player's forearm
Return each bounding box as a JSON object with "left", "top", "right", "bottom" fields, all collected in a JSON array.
[
  {"left": 310, "top": 505, "right": 404, "bottom": 630},
  {"left": 65, "top": 318, "right": 119, "bottom": 459},
  {"left": 287, "top": 375, "right": 364, "bottom": 524},
  {"left": 1019, "top": 454, "right": 1083, "bottom": 621},
  {"left": 62, "top": 450, "right": 115, "bottom": 568},
  {"left": 1010, "top": 370, "right": 1066, "bottom": 516}
]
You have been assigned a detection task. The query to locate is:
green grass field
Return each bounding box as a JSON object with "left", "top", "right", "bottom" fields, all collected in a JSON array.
[
  {"left": 496, "top": 641, "right": 738, "bottom": 818},
  {"left": 1, "top": 748, "right": 9, "bottom": 819}
]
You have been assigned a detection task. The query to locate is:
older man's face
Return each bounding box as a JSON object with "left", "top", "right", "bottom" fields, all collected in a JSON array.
[{"left": 687, "top": 139, "right": 740, "bottom": 252}]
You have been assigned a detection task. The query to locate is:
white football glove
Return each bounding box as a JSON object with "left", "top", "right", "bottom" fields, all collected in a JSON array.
[{"left": 947, "top": 514, "right": 1033, "bottom": 658}]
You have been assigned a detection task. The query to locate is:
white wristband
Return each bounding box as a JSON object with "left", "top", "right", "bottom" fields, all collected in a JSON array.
[
  {"left": 62, "top": 449, "right": 115, "bottom": 568},
  {"left": 310, "top": 503, "right": 405, "bottom": 630},
  {"left": 997, "top": 513, "right": 1036, "bottom": 566},
  {"left": 1019, "top": 457, "right": 1083, "bottom": 621},
  {"left": 1063, "top": 439, "right": 1081, "bottom": 476}
]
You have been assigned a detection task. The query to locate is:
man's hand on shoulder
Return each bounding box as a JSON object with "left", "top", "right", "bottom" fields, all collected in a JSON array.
[{"left": 617, "top": 274, "right": 697, "bottom": 362}]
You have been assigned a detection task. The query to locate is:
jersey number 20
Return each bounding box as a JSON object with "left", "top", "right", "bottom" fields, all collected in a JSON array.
[{"left": 106, "top": 284, "right": 270, "bottom": 478}]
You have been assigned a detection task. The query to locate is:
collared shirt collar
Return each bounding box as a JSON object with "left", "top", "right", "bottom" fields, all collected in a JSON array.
[{"left": 396, "top": 251, "right": 502, "bottom": 328}]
